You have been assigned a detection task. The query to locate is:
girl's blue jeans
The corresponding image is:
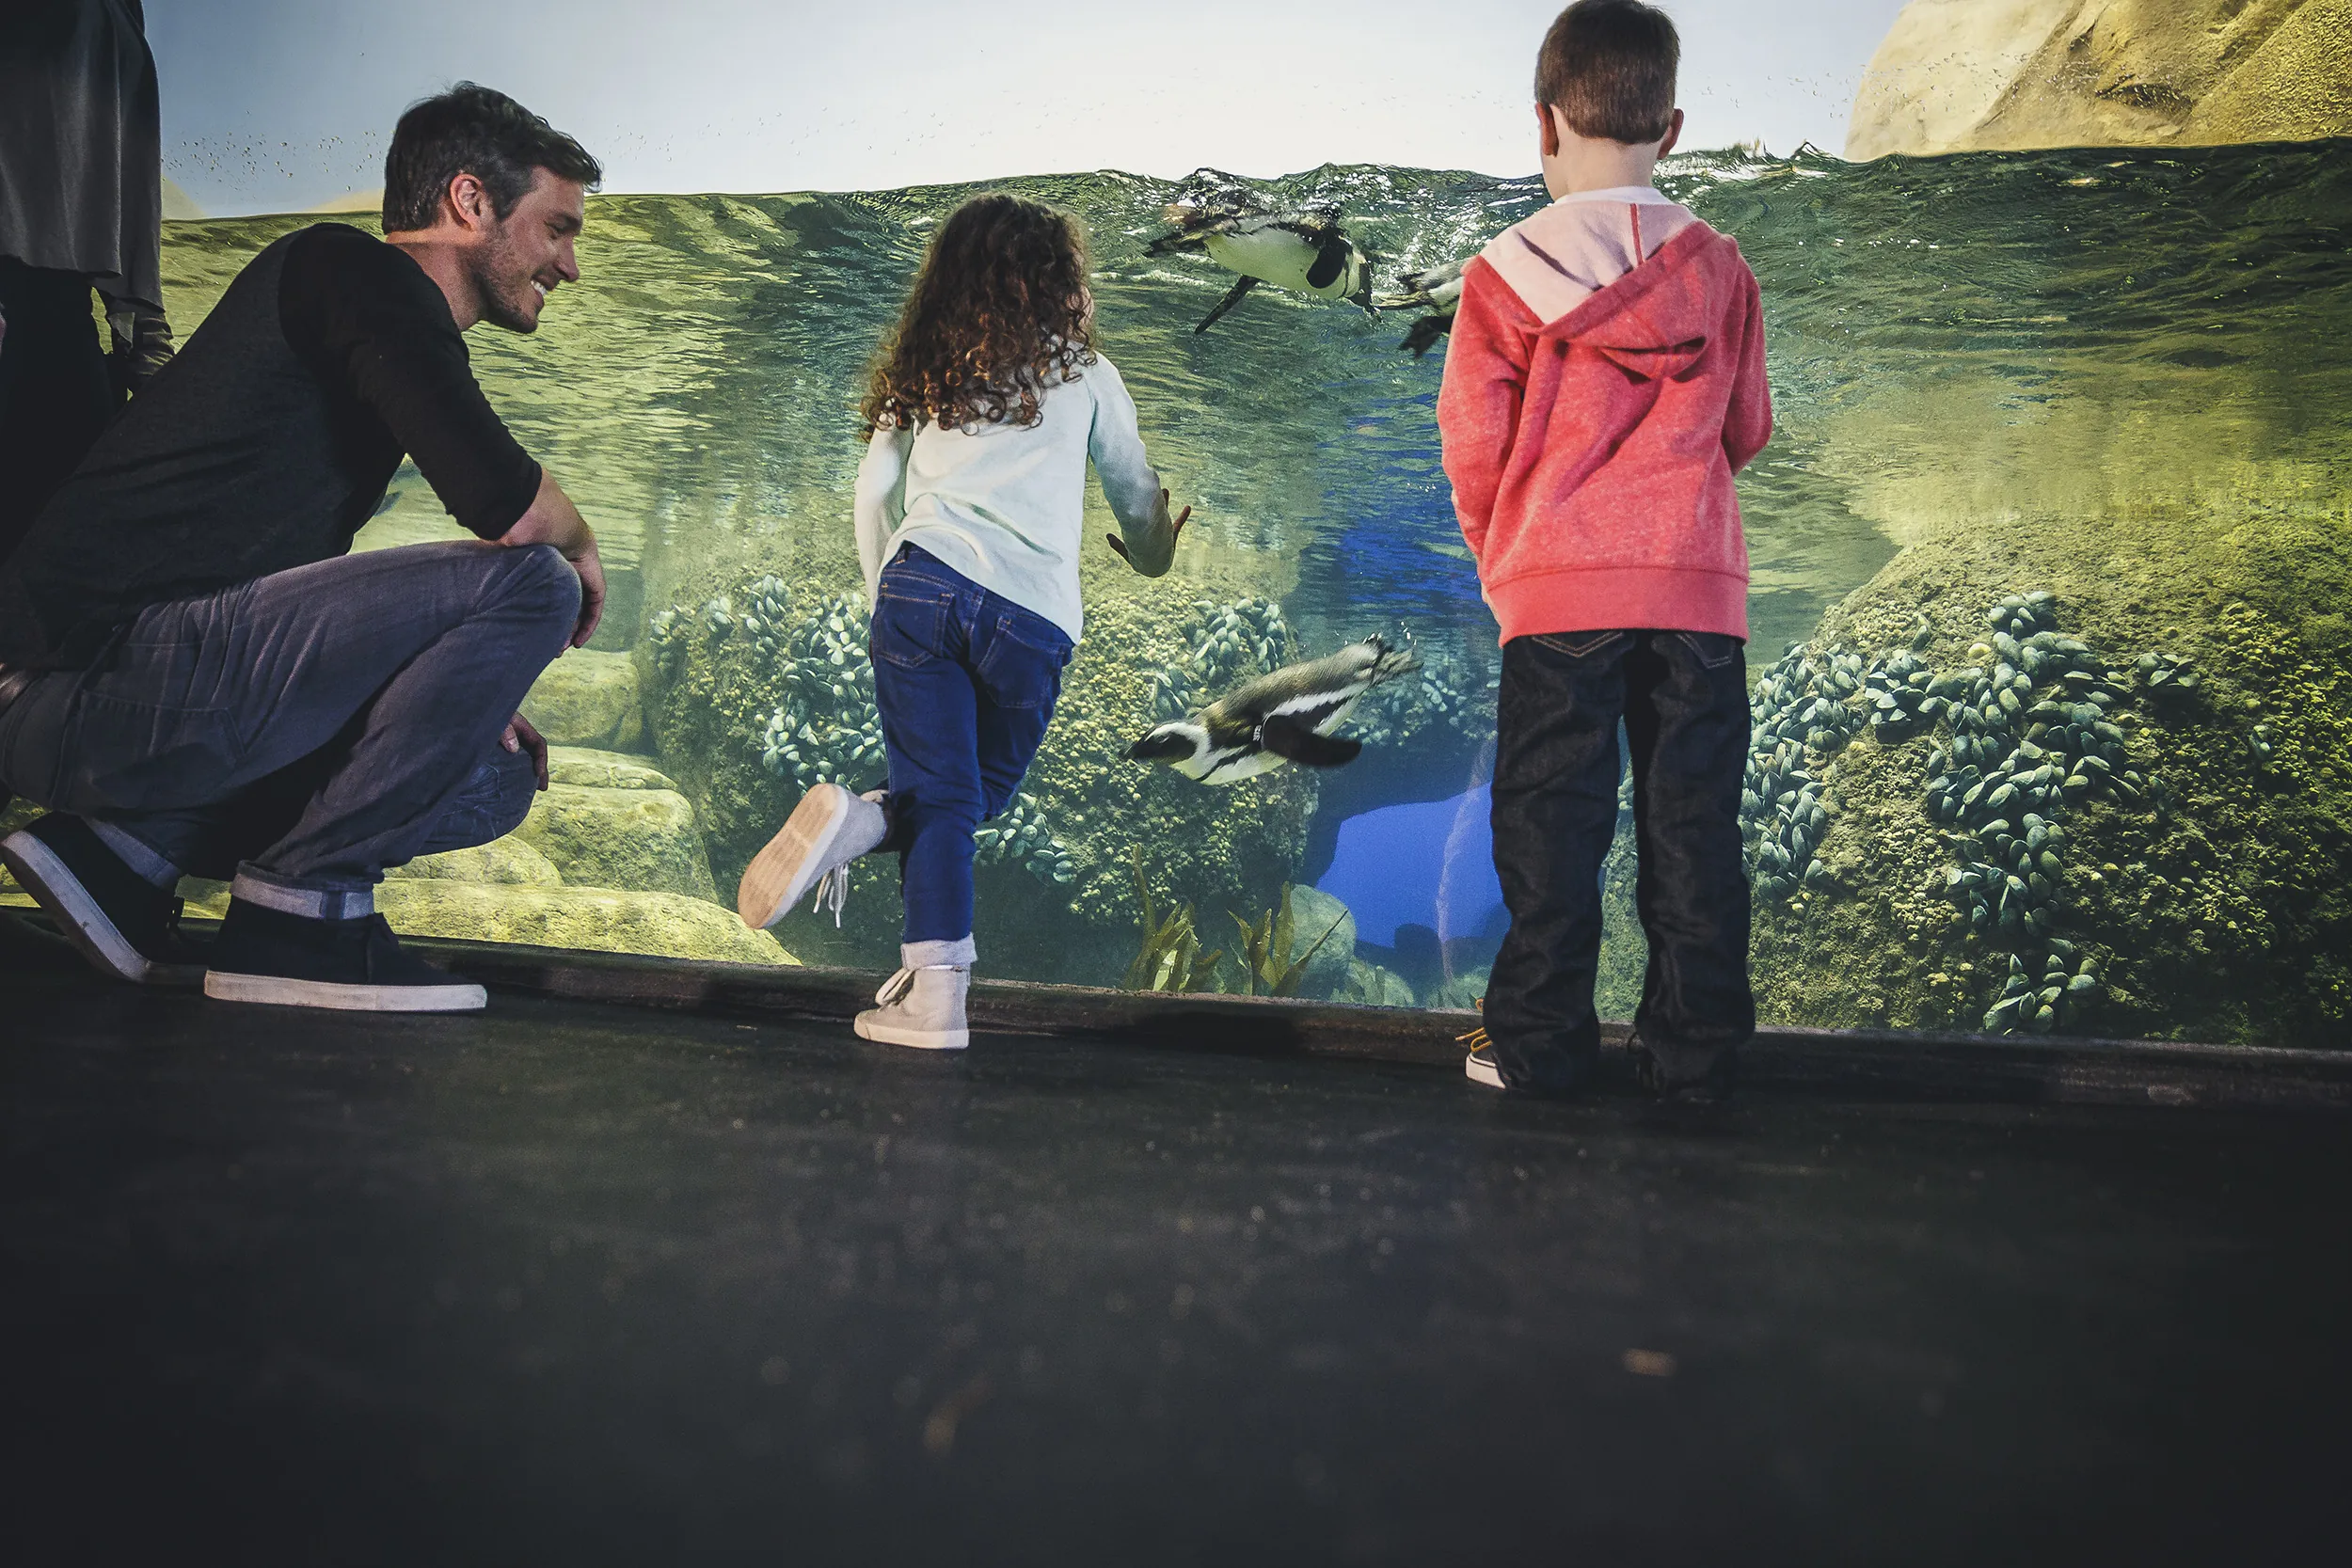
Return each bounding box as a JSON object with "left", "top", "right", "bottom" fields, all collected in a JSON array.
[{"left": 868, "top": 545, "right": 1072, "bottom": 945}]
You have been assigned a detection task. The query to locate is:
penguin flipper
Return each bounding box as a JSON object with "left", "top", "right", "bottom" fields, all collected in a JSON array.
[
  {"left": 1258, "top": 715, "right": 1362, "bottom": 768},
  {"left": 1402, "top": 312, "right": 1455, "bottom": 356},
  {"left": 1306, "top": 230, "right": 1352, "bottom": 292},
  {"left": 1194, "top": 275, "right": 1258, "bottom": 334}
]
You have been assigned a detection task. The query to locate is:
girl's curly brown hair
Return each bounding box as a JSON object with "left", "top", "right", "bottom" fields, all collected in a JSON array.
[{"left": 863, "top": 194, "right": 1095, "bottom": 436}]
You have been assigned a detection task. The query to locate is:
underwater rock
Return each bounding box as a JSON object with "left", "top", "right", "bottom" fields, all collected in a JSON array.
[
  {"left": 1336, "top": 958, "right": 1417, "bottom": 1008},
  {"left": 1751, "top": 591, "right": 2185, "bottom": 1035},
  {"left": 1847, "top": 0, "right": 2351, "bottom": 159},
  {"left": 513, "top": 784, "right": 721, "bottom": 903},
  {"left": 1430, "top": 966, "right": 1491, "bottom": 1012},
  {"left": 1739, "top": 644, "right": 1869, "bottom": 903},
  {"left": 547, "top": 747, "right": 679, "bottom": 792},
  {"left": 1283, "top": 884, "right": 1359, "bottom": 999},
  {"left": 1745, "top": 501, "right": 2352, "bottom": 1051},
  {"left": 375, "top": 882, "right": 796, "bottom": 966},
  {"left": 521, "top": 649, "right": 644, "bottom": 750},
  {"left": 386, "top": 839, "right": 564, "bottom": 887},
  {"left": 973, "top": 790, "right": 1079, "bottom": 885},
  {"left": 752, "top": 588, "right": 886, "bottom": 794}
]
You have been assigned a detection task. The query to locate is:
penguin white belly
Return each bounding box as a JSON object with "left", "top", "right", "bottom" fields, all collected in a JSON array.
[
  {"left": 1203, "top": 229, "right": 1342, "bottom": 299},
  {"left": 1199, "top": 749, "right": 1288, "bottom": 785}
]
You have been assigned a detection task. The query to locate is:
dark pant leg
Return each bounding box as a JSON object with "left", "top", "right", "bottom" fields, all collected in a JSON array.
[
  {"left": 150, "top": 730, "right": 542, "bottom": 881},
  {"left": 870, "top": 553, "right": 986, "bottom": 945},
  {"left": 0, "top": 262, "right": 118, "bottom": 562},
  {"left": 1485, "top": 630, "right": 1631, "bottom": 1092},
  {"left": 0, "top": 541, "right": 578, "bottom": 908},
  {"left": 409, "top": 744, "right": 542, "bottom": 859},
  {"left": 1623, "top": 630, "right": 1755, "bottom": 1077}
]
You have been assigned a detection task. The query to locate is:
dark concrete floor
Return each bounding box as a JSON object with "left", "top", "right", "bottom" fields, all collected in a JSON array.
[{"left": 6, "top": 928, "right": 2351, "bottom": 1564}]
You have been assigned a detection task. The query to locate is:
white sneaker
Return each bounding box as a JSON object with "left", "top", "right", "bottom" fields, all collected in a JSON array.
[
  {"left": 738, "top": 784, "right": 889, "bottom": 930},
  {"left": 855, "top": 939, "right": 974, "bottom": 1051}
]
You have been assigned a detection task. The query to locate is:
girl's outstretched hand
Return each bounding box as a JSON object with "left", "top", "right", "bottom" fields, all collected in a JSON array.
[{"left": 1106, "top": 489, "right": 1191, "bottom": 567}]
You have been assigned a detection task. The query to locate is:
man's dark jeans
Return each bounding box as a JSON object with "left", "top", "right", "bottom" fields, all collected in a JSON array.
[
  {"left": 1486, "top": 627, "right": 1755, "bottom": 1092},
  {"left": 0, "top": 541, "right": 579, "bottom": 918},
  {"left": 869, "top": 545, "right": 1071, "bottom": 945}
]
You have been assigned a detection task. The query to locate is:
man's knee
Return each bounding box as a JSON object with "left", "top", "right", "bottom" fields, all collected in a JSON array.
[{"left": 493, "top": 543, "right": 582, "bottom": 628}]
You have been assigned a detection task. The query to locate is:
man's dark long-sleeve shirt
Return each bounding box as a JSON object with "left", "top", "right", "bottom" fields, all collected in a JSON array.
[{"left": 0, "top": 223, "right": 542, "bottom": 668}]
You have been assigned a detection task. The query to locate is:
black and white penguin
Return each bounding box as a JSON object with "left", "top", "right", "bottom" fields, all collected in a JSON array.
[
  {"left": 1148, "top": 197, "right": 1375, "bottom": 334},
  {"left": 1376, "top": 259, "right": 1466, "bottom": 356},
  {"left": 1128, "top": 636, "right": 1422, "bottom": 784}
]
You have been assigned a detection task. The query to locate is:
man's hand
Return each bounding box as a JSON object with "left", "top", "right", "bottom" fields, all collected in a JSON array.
[
  {"left": 1105, "top": 489, "right": 1192, "bottom": 570},
  {"left": 502, "top": 712, "right": 550, "bottom": 790},
  {"left": 501, "top": 468, "right": 605, "bottom": 646},
  {"left": 562, "top": 537, "right": 607, "bottom": 647}
]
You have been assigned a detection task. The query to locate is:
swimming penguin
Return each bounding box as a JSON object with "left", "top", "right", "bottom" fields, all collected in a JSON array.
[
  {"left": 1147, "top": 198, "right": 1375, "bottom": 334},
  {"left": 1127, "top": 636, "right": 1422, "bottom": 784},
  {"left": 1376, "top": 260, "right": 1466, "bottom": 356}
]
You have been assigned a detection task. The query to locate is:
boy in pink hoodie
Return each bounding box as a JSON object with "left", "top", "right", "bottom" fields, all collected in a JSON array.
[{"left": 1440, "top": 0, "right": 1772, "bottom": 1099}]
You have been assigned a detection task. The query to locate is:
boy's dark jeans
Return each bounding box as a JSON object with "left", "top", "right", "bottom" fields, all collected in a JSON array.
[
  {"left": 1486, "top": 627, "right": 1755, "bottom": 1093},
  {"left": 869, "top": 545, "right": 1072, "bottom": 945}
]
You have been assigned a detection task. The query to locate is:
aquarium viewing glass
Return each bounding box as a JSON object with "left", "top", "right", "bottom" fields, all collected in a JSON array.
[{"left": 135, "top": 136, "right": 2352, "bottom": 1049}]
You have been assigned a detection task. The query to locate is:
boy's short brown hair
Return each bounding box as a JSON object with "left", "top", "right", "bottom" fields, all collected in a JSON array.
[{"left": 1534, "top": 0, "right": 1680, "bottom": 145}]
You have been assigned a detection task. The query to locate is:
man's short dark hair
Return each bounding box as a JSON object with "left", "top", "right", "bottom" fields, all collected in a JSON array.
[
  {"left": 382, "top": 83, "right": 602, "bottom": 232},
  {"left": 1534, "top": 0, "right": 1680, "bottom": 145}
]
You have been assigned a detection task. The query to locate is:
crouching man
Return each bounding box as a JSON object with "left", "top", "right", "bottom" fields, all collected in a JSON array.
[{"left": 0, "top": 84, "right": 607, "bottom": 1012}]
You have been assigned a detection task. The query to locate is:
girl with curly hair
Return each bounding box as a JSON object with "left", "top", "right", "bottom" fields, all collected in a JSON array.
[{"left": 737, "top": 193, "right": 1188, "bottom": 1049}]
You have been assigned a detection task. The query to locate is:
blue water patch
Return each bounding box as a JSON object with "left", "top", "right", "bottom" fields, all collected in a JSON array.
[
  {"left": 1290, "top": 396, "right": 1486, "bottom": 628},
  {"left": 1318, "top": 786, "right": 1502, "bottom": 948}
]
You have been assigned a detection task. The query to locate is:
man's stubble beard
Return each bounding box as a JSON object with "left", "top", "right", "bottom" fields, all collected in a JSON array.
[{"left": 469, "top": 225, "right": 541, "bottom": 334}]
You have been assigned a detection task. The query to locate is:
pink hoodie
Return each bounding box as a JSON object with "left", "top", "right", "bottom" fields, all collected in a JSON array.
[{"left": 1438, "top": 187, "right": 1772, "bottom": 642}]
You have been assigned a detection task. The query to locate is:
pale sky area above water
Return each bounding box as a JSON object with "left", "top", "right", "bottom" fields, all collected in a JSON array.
[{"left": 151, "top": 0, "right": 1912, "bottom": 217}]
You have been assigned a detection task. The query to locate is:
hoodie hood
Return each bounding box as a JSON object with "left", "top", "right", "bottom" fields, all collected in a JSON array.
[
  {"left": 1549, "top": 223, "right": 1752, "bottom": 383},
  {"left": 1480, "top": 190, "right": 1746, "bottom": 383}
]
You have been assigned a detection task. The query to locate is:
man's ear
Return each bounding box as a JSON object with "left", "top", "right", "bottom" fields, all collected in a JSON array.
[
  {"left": 442, "top": 171, "right": 494, "bottom": 234},
  {"left": 1536, "top": 101, "right": 1562, "bottom": 160},
  {"left": 1657, "top": 107, "right": 1685, "bottom": 159}
]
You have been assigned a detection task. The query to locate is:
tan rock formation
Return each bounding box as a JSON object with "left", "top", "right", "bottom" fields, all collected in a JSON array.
[
  {"left": 386, "top": 838, "right": 564, "bottom": 886},
  {"left": 521, "top": 648, "right": 644, "bottom": 750},
  {"left": 1848, "top": 0, "right": 2351, "bottom": 158},
  {"left": 375, "top": 880, "right": 796, "bottom": 965},
  {"left": 546, "top": 747, "right": 678, "bottom": 792},
  {"left": 512, "top": 783, "right": 720, "bottom": 902}
]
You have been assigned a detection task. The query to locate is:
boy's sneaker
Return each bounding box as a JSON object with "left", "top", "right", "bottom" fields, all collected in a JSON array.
[
  {"left": 203, "top": 897, "right": 485, "bottom": 1012},
  {"left": 1464, "top": 1045, "right": 1505, "bottom": 1088},
  {"left": 1630, "top": 1034, "right": 1738, "bottom": 1103},
  {"left": 855, "top": 964, "right": 970, "bottom": 1051},
  {"left": 738, "top": 784, "right": 890, "bottom": 930},
  {"left": 0, "top": 813, "right": 208, "bottom": 987}
]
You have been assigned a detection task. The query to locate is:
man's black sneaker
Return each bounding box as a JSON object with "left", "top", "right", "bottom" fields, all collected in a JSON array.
[
  {"left": 1630, "top": 1034, "right": 1739, "bottom": 1103},
  {"left": 1464, "top": 1044, "right": 1505, "bottom": 1088},
  {"left": 203, "top": 897, "right": 485, "bottom": 1012},
  {"left": 0, "top": 814, "right": 208, "bottom": 987}
]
